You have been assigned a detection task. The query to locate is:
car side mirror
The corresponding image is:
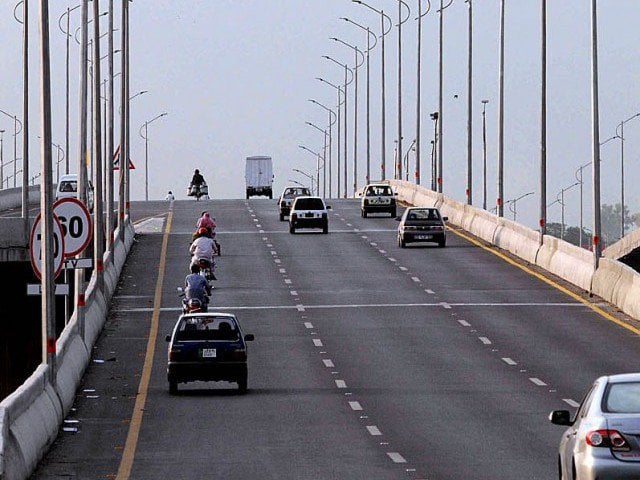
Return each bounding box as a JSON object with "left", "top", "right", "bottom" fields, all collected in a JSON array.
[
  {"left": 177, "top": 287, "right": 184, "bottom": 293},
  {"left": 165, "top": 334, "right": 172, "bottom": 342},
  {"left": 395, "top": 216, "right": 402, "bottom": 221},
  {"left": 244, "top": 334, "right": 255, "bottom": 342},
  {"left": 394, "top": 192, "right": 398, "bottom": 196},
  {"left": 443, "top": 216, "right": 448, "bottom": 222},
  {"left": 326, "top": 205, "right": 332, "bottom": 210},
  {"left": 549, "top": 410, "right": 573, "bottom": 426}
]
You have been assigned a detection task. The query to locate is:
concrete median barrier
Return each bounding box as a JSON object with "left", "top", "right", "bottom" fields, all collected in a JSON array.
[
  {"left": 493, "top": 217, "right": 541, "bottom": 265},
  {"left": 592, "top": 258, "right": 640, "bottom": 320}
]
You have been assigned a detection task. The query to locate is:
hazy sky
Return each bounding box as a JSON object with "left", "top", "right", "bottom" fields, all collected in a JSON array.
[{"left": 1, "top": 1, "right": 639, "bottom": 231}]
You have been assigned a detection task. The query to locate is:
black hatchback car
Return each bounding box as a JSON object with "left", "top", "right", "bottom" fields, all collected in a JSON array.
[
  {"left": 397, "top": 207, "right": 448, "bottom": 248},
  {"left": 166, "top": 313, "right": 254, "bottom": 394}
]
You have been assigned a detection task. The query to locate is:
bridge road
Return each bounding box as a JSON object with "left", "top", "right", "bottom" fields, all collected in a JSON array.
[{"left": 32, "top": 198, "right": 640, "bottom": 479}]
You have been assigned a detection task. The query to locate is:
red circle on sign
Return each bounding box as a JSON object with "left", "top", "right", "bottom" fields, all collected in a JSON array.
[
  {"left": 29, "top": 213, "right": 66, "bottom": 280},
  {"left": 53, "top": 197, "right": 93, "bottom": 257}
]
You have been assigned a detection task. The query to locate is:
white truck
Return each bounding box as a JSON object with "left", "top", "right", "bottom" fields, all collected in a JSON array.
[{"left": 245, "top": 156, "right": 274, "bottom": 199}]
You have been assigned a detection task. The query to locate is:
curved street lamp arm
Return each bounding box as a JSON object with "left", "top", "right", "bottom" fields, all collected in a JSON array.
[
  {"left": 13, "top": 1, "right": 23, "bottom": 24},
  {"left": 417, "top": 0, "right": 432, "bottom": 19},
  {"left": 438, "top": 0, "right": 455, "bottom": 12},
  {"left": 309, "top": 99, "right": 337, "bottom": 126},
  {"left": 58, "top": 4, "right": 82, "bottom": 35},
  {"left": 322, "top": 55, "right": 355, "bottom": 85},
  {"left": 330, "top": 38, "right": 365, "bottom": 68},
  {"left": 0, "top": 109, "right": 23, "bottom": 135},
  {"left": 615, "top": 112, "right": 640, "bottom": 137},
  {"left": 341, "top": 18, "right": 378, "bottom": 51},
  {"left": 396, "top": 0, "right": 412, "bottom": 25}
]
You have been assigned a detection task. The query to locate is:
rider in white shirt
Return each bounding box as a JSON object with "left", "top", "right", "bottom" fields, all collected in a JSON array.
[{"left": 190, "top": 228, "right": 218, "bottom": 274}]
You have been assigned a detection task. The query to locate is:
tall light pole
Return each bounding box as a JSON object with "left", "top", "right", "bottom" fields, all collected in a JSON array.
[
  {"left": 139, "top": 112, "right": 168, "bottom": 201},
  {"left": 0, "top": 109, "right": 21, "bottom": 191},
  {"left": 615, "top": 112, "right": 640, "bottom": 239},
  {"left": 392, "top": 0, "right": 411, "bottom": 181},
  {"left": 481, "top": 99, "right": 489, "bottom": 210},
  {"left": 316, "top": 78, "right": 343, "bottom": 198},
  {"left": 332, "top": 37, "right": 364, "bottom": 196},
  {"left": 309, "top": 99, "right": 337, "bottom": 198},
  {"left": 341, "top": 18, "right": 377, "bottom": 184},
  {"left": 298, "top": 146, "right": 323, "bottom": 196},
  {"left": 540, "top": 0, "right": 547, "bottom": 239},
  {"left": 353, "top": 0, "right": 392, "bottom": 181},
  {"left": 430, "top": 111, "right": 438, "bottom": 190},
  {"left": 506, "top": 191, "right": 534, "bottom": 222},
  {"left": 437, "top": 0, "right": 454, "bottom": 193},
  {"left": 14, "top": 0, "right": 29, "bottom": 220},
  {"left": 58, "top": 4, "right": 81, "bottom": 176},
  {"left": 293, "top": 167, "right": 316, "bottom": 195},
  {"left": 415, "top": 1, "right": 431, "bottom": 186},
  {"left": 323, "top": 55, "right": 353, "bottom": 198},
  {"left": 305, "top": 121, "right": 328, "bottom": 198},
  {"left": 590, "top": 0, "right": 601, "bottom": 267},
  {"left": 554, "top": 182, "right": 580, "bottom": 241},
  {"left": 466, "top": 0, "right": 473, "bottom": 203},
  {"left": 497, "top": 0, "right": 505, "bottom": 216},
  {"left": 0, "top": 130, "right": 4, "bottom": 188}
]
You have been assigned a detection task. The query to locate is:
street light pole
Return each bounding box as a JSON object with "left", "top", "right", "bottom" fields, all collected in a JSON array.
[
  {"left": 305, "top": 121, "right": 328, "bottom": 198},
  {"left": 139, "top": 112, "right": 168, "bottom": 201},
  {"left": 540, "top": 0, "right": 547, "bottom": 239},
  {"left": 615, "top": 112, "right": 640, "bottom": 239},
  {"left": 415, "top": 1, "right": 431, "bottom": 186},
  {"left": 14, "top": 0, "right": 29, "bottom": 220},
  {"left": 298, "top": 146, "right": 323, "bottom": 196},
  {"left": 309, "top": 99, "right": 337, "bottom": 198},
  {"left": 392, "top": 0, "right": 411, "bottom": 181},
  {"left": 497, "top": 0, "right": 505, "bottom": 216},
  {"left": 466, "top": 0, "right": 472, "bottom": 204},
  {"left": 590, "top": 0, "right": 601, "bottom": 267},
  {"left": 437, "top": 0, "right": 453, "bottom": 193},
  {"left": 481, "top": 100, "right": 488, "bottom": 210},
  {"left": 316, "top": 78, "right": 343, "bottom": 199},
  {"left": 506, "top": 191, "right": 534, "bottom": 222}
]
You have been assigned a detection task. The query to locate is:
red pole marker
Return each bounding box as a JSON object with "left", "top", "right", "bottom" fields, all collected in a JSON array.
[
  {"left": 47, "top": 338, "right": 56, "bottom": 354},
  {"left": 78, "top": 293, "right": 85, "bottom": 307}
]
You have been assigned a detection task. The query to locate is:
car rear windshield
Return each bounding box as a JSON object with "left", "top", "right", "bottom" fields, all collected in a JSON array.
[
  {"left": 176, "top": 317, "right": 239, "bottom": 341},
  {"left": 603, "top": 382, "right": 640, "bottom": 413},
  {"left": 366, "top": 185, "right": 392, "bottom": 196},
  {"left": 284, "top": 188, "right": 310, "bottom": 199},
  {"left": 406, "top": 209, "right": 441, "bottom": 221},
  {"left": 58, "top": 180, "right": 77, "bottom": 193},
  {"left": 294, "top": 198, "right": 324, "bottom": 210}
]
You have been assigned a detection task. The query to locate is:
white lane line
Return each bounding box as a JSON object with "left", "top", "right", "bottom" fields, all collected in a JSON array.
[
  {"left": 370, "top": 242, "right": 378, "bottom": 246},
  {"left": 361, "top": 236, "right": 368, "bottom": 239},
  {"left": 425, "top": 289, "right": 435, "bottom": 294},
  {"left": 290, "top": 290, "right": 298, "bottom": 296},
  {"left": 388, "top": 257, "right": 396, "bottom": 262},
  {"left": 530, "top": 377, "right": 547, "bottom": 386},
  {"left": 379, "top": 249, "right": 387, "bottom": 254},
  {"left": 256, "top": 224, "right": 262, "bottom": 228},
  {"left": 274, "top": 259, "right": 281, "bottom": 264},
  {"left": 479, "top": 337, "right": 492, "bottom": 345},
  {"left": 353, "top": 228, "right": 360, "bottom": 232},
  {"left": 279, "top": 268, "right": 286, "bottom": 273},
  {"left": 399, "top": 266, "right": 408, "bottom": 271},
  {"left": 313, "top": 339, "right": 323, "bottom": 347},
  {"left": 458, "top": 320, "right": 471, "bottom": 327},
  {"left": 563, "top": 399, "right": 580, "bottom": 408},
  {"left": 267, "top": 244, "right": 273, "bottom": 247},
  {"left": 262, "top": 236, "right": 268, "bottom": 241},
  {"left": 323, "top": 359, "right": 335, "bottom": 368},
  {"left": 304, "top": 322, "right": 313, "bottom": 329},
  {"left": 270, "top": 250, "right": 277, "bottom": 255},
  {"left": 366, "top": 426, "right": 382, "bottom": 436},
  {"left": 349, "top": 401, "right": 363, "bottom": 411},
  {"left": 502, "top": 358, "right": 517, "bottom": 366},
  {"left": 346, "top": 223, "right": 353, "bottom": 227},
  {"left": 259, "top": 229, "right": 265, "bottom": 233},
  {"left": 441, "top": 303, "right": 452, "bottom": 309},
  {"left": 284, "top": 279, "right": 292, "bottom": 284},
  {"left": 387, "top": 452, "right": 407, "bottom": 464},
  {"left": 297, "top": 305, "right": 306, "bottom": 312},
  {"left": 253, "top": 218, "right": 258, "bottom": 222},
  {"left": 335, "top": 380, "right": 347, "bottom": 389},
  {"left": 411, "top": 277, "right": 420, "bottom": 283}
]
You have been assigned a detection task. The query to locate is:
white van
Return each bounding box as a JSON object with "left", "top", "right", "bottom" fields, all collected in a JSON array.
[{"left": 55, "top": 173, "right": 94, "bottom": 211}]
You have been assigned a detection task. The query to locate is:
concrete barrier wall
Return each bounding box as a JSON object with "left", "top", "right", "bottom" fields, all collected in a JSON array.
[
  {"left": 0, "top": 186, "right": 39, "bottom": 212},
  {"left": 493, "top": 217, "right": 541, "bottom": 265},
  {"left": 0, "top": 219, "right": 135, "bottom": 480},
  {"left": 592, "top": 258, "right": 640, "bottom": 320}
]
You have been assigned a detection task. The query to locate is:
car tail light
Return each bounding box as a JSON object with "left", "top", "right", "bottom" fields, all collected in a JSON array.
[
  {"left": 230, "top": 349, "right": 247, "bottom": 361},
  {"left": 586, "top": 430, "right": 631, "bottom": 451},
  {"left": 364, "top": 199, "right": 369, "bottom": 206},
  {"left": 169, "top": 349, "right": 181, "bottom": 361},
  {"left": 291, "top": 213, "right": 297, "bottom": 219}
]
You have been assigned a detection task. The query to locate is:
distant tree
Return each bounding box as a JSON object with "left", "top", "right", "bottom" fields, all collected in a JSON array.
[
  {"left": 545, "top": 222, "right": 591, "bottom": 248},
  {"left": 600, "top": 203, "right": 633, "bottom": 246}
]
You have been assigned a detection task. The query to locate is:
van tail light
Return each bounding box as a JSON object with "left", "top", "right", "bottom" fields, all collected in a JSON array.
[{"left": 586, "top": 430, "right": 631, "bottom": 451}]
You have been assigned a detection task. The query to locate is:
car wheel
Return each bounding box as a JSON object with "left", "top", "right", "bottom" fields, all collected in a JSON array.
[
  {"left": 289, "top": 225, "right": 295, "bottom": 234},
  {"left": 169, "top": 379, "right": 178, "bottom": 395},
  {"left": 323, "top": 221, "right": 328, "bottom": 234},
  {"left": 238, "top": 369, "right": 248, "bottom": 394},
  {"left": 279, "top": 213, "right": 285, "bottom": 221},
  {"left": 438, "top": 239, "right": 446, "bottom": 248},
  {"left": 363, "top": 209, "right": 368, "bottom": 218},
  {"left": 390, "top": 209, "right": 396, "bottom": 218},
  {"left": 398, "top": 236, "right": 406, "bottom": 248}
]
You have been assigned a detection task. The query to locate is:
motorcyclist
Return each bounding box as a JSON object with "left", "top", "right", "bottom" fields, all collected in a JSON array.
[
  {"left": 196, "top": 211, "right": 216, "bottom": 235},
  {"left": 190, "top": 169, "right": 205, "bottom": 195},
  {"left": 184, "top": 263, "right": 211, "bottom": 309},
  {"left": 189, "top": 227, "right": 218, "bottom": 279}
]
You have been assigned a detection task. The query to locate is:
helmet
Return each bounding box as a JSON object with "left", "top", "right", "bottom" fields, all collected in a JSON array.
[
  {"left": 197, "top": 227, "right": 208, "bottom": 235},
  {"left": 195, "top": 169, "right": 199, "bottom": 174},
  {"left": 190, "top": 263, "right": 200, "bottom": 273}
]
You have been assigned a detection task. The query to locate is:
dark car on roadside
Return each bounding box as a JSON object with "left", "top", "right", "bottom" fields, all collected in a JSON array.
[
  {"left": 166, "top": 312, "right": 254, "bottom": 394},
  {"left": 396, "top": 207, "right": 448, "bottom": 248}
]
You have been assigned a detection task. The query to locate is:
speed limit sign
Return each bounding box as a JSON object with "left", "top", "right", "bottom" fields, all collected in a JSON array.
[
  {"left": 29, "top": 213, "right": 66, "bottom": 280},
  {"left": 53, "top": 197, "right": 93, "bottom": 257}
]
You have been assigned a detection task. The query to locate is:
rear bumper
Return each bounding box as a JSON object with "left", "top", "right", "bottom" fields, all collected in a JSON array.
[
  {"left": 291, "top": 218, "right": 326, "bottom": 229},
  {"left": 363, "top": 204, "right": 394, "bottom": 212},
  {"left": 168, "top": 361, "right": 246, "bottom": 383},
  {"left": 401, "top": 231, "right": 446, "bottom": 244}
]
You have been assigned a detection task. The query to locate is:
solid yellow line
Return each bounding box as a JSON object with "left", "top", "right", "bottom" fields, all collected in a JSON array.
[
  {"left": 449, "top": 227, "right": 640, "bottom": 336},
  {"left": 116, "top": 211, "right": 173, "bottom": 480}
]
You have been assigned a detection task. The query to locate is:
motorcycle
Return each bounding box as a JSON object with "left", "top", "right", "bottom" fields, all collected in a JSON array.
[
  {"left": 187, "top": 182, "right": 208, "bottom": 201},
  {"left": 178, "top": 288, "right": 209, "bottom": 314}
]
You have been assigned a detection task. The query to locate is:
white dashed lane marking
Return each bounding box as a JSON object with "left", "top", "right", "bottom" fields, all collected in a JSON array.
[
  {"left": 304, "top": 322, "right": 313, "bottom": 329},
  {"left": 284, "top": 279, "right": 292, "bottom": 284},
  {"left": 411, "top": 277, "right": 420, "bottom": 283},
  {"left": 479, "top": 337, "right": 492, "bottom": 345},
  {"left": 502, "top": 358, "right": 518, "bottom": 366},
  {"left": 279, "top": 268, "right": 286, "bottom": 273},
  {"left": 366, "top": 426, "right": 382, "bottom": 436},
  {"left": 313, "top": 339, "right": 323, "bottom": 347},
  {"left": 387, "top": 452, "right": 407, "bottom": 464},
  {"left": 349, "top": 401, "right": 363, "bottom": 411},
  {"left": 563, "top": 399, "right": 580, "bottom": 408},
  {"left": 458, "top": 320, "right": 471, "bottom": 327},
  {"left": 425, "top": 289, "right": 435, "bottom": 294},
  {"left": 530, "top": 377, "right": 547, "bottom": 386},
  {"left": 290, "top": 290, "right": 298, "bottom": 296},
  {"left": 335, "top": 380, "right": 347, "bottom": 389},
  {"left": 323, "top": 359, "right": 335, "bottom": 368}
]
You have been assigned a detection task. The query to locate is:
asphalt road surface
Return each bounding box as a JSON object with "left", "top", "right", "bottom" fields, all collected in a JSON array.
[{"left": 31, "top": 198, "right": 640, "bottom": 479}]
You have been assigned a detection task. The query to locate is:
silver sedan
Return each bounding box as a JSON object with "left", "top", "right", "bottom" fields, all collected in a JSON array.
[{"left": 550, "top": 373, "right": 640, "bottom": 479}]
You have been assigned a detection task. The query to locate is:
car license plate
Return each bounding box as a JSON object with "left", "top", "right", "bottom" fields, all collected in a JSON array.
[
  {"left": 370, "top": 197, "right": 389, "bottom": 205},
  {"left": 305, "top": 212, "right": 314, "bottom": 218},
  {"left": 415, "top": 234, "right": 432, "bottom": 240},
  {"left": 201, "top": 348, "right": 216, "bottom": 358}
]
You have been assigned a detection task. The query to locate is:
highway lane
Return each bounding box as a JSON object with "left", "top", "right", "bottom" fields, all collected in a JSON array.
[{"left": 31, "top": 198, "right": 640, "bottom": 479}]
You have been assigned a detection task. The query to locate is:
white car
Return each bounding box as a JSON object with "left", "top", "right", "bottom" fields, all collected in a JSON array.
[
  {"left": 288, "top": 196, "right": 330, "bottom": 234},
  {"left": 360, "top": 183, "right": 397, "bottom": 218},
  {"left": 55, "top": 173, "right": 94, "bottom": 212}
]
